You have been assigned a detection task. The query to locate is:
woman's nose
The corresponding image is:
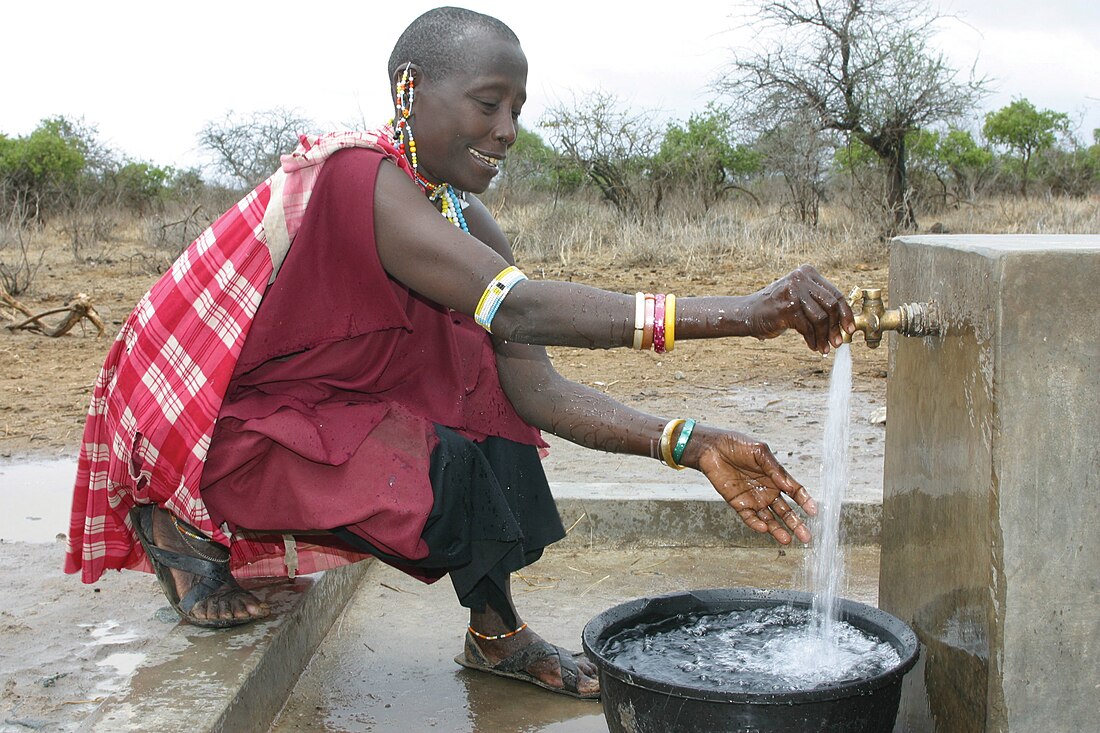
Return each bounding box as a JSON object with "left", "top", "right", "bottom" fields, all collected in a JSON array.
[{"left": 495, "top": 114, "right": 517, "bottom": 146}]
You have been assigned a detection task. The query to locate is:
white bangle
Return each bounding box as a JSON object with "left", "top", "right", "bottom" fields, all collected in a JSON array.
[
  {"left": 632, "top": 292, "right": 646, "bottom": 350},
  {"left": 474, "top": 266, "right": 528, "bottom": 332}
]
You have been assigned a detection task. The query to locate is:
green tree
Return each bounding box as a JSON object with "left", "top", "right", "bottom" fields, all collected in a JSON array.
[
  {"left": 540, "top": 90, "right": 659, "bottom": 222},
  {"left": 0, "top": 118, "right": 88, "bottom": 203},
  {"left": 833, "top": 134, "right": 879, "bottom": 176},
  {"left": 500, "top": 125, "right": 584, "bottom": 195},
  {"left": 652, "top": 105, "right": 761, "bottom": 214},
  {"left": 1089, "top": 129, "right": 1100, "bottom": 184},
  {"left": 982, "top": 98, "right": 1070, "bottom": 198},
  {"left": 937, "top": 129, "right": 993, "bottom": 201},
  {"left": 110, "top": 161, "right": 171, "bottom": 214},
  {"left": 718, "top": 0, "right": 988, "bottom": 233}
]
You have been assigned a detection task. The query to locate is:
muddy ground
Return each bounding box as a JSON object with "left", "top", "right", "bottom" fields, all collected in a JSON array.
[{"left": 0, "top": 252, "right": 889, "bottom": 731}]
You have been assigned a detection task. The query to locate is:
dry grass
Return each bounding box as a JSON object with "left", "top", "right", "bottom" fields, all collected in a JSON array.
[
  {"left": 491, "top": 192, "right": 1099, "bottom": 277},
  {"left": 931, "top": 196, "right": 1100, "bottom": 235},
  {"left": 495, "top": 196, "right": 888, "bottom": 276},
  {"left": 3, "top": 193, "right": 1096, "bottom": 296}
]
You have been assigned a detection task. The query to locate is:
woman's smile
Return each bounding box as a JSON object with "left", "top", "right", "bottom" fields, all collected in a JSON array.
[{"left": 468, "top": 146, "right": 503, "bottom": 171}]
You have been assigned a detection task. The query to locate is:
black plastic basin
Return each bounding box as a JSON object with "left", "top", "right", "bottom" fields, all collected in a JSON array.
[{"left": 582, "top": 588, "right": 919, "bottom": 733}]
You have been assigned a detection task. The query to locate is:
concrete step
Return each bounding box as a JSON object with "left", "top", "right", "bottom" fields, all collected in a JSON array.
[
  {"left": 76, "top": 563, "right": 369, "bottom": 733},
  {"left": 552, "top": 482, "right": 882, "bottom": 548}
]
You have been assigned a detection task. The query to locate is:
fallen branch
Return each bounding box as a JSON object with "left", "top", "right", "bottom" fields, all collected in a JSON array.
[
  {"left": 0, "top": 284, "right": 35, "bottom": 319},
  {"left": 6, "top": 292, "right": 106, "bottom": 337}
]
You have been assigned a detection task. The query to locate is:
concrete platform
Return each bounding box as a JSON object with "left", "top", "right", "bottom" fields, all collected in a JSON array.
[
  {"left": 75, "top": 490, "right": 883, "bottom": 733},
  {"left": 74, "top": 563, "right": 370, "bottom": 733},
  {"left": 271, "top": 544, "right": 882, "bottom": 733}
]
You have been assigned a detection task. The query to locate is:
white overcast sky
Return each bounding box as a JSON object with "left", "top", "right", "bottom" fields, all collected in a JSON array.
[{"left": 2, "top": 0, "right": 1097, "bottom": 172}]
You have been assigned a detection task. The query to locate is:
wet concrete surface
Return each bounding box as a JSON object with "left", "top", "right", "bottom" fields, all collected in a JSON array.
[
  {"left": 883, "top": 235, "right": 1100, "bottom": 732},
  {"left": 270, "top": 544, "right": 881, "bottom": 733},
  {"left": 0, "top": 458, "right": 75, "bottom": 542}
]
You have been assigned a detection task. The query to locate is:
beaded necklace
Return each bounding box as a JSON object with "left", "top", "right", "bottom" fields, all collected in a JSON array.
[{"left": 414, "top": 171, "right": 469, "bottom": 232}]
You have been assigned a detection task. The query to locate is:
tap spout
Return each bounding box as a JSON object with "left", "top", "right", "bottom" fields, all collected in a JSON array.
[{"left": 841, "top": 287, "right": 940, "bottom": 349}]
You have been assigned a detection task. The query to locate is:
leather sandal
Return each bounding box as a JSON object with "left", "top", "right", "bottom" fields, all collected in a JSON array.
[
  {"left": 129, "top": 504, "right": 262, "bottom": 629},
  {"left": 454, "top": 631, "right": 600, "bottom": 699}
]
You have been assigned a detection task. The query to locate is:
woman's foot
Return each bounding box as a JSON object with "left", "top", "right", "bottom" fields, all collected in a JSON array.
[
  {"left": 148, "top": 506, "right": 270, "bottom": 625},
  {"left": 462, "top": 620, "right": 600, "bottom": 698}
]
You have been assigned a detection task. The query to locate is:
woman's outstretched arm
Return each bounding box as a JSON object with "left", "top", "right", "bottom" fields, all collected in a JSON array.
[
  {"left": 373, "top": 162, "right": 854, "bottom": 355},
  {"left": 454, "top": 192, "right": 818, "bottom": 545},
  {"left": 494, "top": 340, "right": 816, "bottom": 545}
]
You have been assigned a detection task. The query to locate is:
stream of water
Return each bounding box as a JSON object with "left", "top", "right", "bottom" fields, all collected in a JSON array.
[
  {"left": 599, "top": 344, "right": 903, "bottom": 692},
  {"left": 808, "top": 343, "right": 853, "bottom": 644}
]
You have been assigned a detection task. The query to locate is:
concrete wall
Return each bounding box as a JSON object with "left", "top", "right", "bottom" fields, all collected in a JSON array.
[{"left": 880, "top": 235, "right": 1100, "bottom": 733}]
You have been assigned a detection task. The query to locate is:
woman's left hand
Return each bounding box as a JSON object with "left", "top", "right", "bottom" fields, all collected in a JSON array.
[{"left": 685, "top": 427, "right": 817, "bottom": 545}]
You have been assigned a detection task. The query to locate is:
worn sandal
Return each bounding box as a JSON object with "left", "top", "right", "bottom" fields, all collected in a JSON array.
[
  {"left": 129, "top": 504, "right": 261, "bottom": 629},
  {"left": 454, "top": 631, "right": 600, "bottom": 699}
]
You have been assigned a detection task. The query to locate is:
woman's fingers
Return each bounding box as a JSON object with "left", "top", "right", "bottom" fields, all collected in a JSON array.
[
  {"left": 771, "top": 497, "right": 812, "bottom": 544},
  {"left": 756, "top": 508, "right": 793, "bottom": 545},
  {"left": 756, "top": 445, "right": 817, "bottom": 516},
  {"left": 790, "top": 484, "right": 818, "bottom": 516},
  {"left": 807, "top": 278, "right": 856, "bottom": 347},
  {"left": 729, "top": 483, "right": 811, "bottom": 544},
  {"left": 738, "top": 507, "right": 769, "bottom": 534},
  {"left": 708, "top": 435, "right": 817, "bottom": 545},
  {"left": 796, "top": 292, "right": 831, "bottom": 353},
  {"left": 775, "top": 266, "right": 856, "bottom": 352}
]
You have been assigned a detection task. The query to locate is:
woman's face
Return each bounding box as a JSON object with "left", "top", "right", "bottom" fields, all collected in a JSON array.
[{"left": 406, "top": 36, "right": 528, "bottom": 194}]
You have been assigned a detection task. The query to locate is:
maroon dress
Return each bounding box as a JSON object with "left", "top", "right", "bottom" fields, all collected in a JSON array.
[{"left": 198, "top": 149, "right": 554, "bottom": 574}]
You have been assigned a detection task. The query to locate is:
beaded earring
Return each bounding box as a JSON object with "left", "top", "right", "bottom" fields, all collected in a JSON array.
[
  {"left": 392, "top": 61, "right": 469, "bottom": 233},
  {"left": 392, "top": 62, "right": 418, "bottom": 169}
]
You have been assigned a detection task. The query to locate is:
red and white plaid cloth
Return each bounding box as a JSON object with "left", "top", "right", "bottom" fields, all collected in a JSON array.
[{"left": 65, "top": 127, "right": 414, "bottom": 583}]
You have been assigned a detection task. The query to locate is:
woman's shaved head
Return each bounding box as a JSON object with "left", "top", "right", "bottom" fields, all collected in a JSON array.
[{"left": 388, "top": 6, "right": 521, "bottom": 82}]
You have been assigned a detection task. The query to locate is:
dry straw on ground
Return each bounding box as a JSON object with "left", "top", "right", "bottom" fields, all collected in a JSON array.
[{"left": 490, "top": 194, "right": 1099, "bottom": 277}]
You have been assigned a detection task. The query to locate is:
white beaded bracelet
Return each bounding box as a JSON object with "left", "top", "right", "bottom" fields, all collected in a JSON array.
[{"left": 474, "top": 265, "right": 528, "bottom": 332}]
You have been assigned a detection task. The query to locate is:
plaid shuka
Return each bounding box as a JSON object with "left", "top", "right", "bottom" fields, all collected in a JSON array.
[{"left": 65, "top": 128, "right": 414, "bottom": 583}]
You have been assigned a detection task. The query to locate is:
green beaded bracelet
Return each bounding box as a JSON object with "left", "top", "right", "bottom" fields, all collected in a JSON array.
[{"left": 672, "top": 418, "right": 696, "bottom": 465}]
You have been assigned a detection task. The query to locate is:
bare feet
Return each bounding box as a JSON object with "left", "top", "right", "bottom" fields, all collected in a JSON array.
[{"left": 149, "top": 506, "right": 270, "bottom": 625}]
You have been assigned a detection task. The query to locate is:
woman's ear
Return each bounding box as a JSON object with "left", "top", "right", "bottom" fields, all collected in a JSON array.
[{"left": 391, "top": 62, "right": 422, "bottom": 90}]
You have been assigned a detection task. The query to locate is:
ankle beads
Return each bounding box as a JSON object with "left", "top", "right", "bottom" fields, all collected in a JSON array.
[
  {"left": 171, "top": 514, "right": 229, "bottom": 563},
  {"left": 468, "top": 622, "right": 528, "bottom": 641}
]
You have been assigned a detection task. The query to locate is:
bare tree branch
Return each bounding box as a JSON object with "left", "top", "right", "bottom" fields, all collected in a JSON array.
[
  {"left": 720, "top": 0, "right": 989, "bottom": 232},
  {"left": 199, "top": 108, "right": 316, "bottom": 189}
]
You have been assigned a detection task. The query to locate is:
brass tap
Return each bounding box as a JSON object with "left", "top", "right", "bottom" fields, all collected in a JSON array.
[{"left": 841, "top": 287, "right": 940, "bottom": 349}]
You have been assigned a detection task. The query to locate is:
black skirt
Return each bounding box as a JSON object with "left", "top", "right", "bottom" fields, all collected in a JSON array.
[{"left": 331, "top": 425, "right": 566, "bottom": 611}]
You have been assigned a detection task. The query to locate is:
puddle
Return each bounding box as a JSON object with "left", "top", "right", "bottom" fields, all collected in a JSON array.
[
  {"left": 97, "top": 651, "right": 146, "bottom": 676},
  {"left": 0, "top": 458, "right": 77, "bottom": 542},
  {"left": 85, "top": 619, "right": 144, "bottom": 646},
  {"left": 96, "top": 651, "right": 148, "bottom": 695}
]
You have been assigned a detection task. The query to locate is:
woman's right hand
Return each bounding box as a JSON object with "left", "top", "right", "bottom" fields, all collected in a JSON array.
[
  {"left": 681, "top": 425, "right": 817, "bottom": 545},
  {"left": 744, "top": 265, "right": 855, "bottom": 354}
]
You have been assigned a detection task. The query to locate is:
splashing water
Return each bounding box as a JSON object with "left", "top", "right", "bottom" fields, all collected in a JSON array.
[
  {"left": 598, "top": 343, "right": 904, "bottom": 694},
  {"left": 601, "top": 605, "right": 901, "bottom": 693},
  {"left": 807, "top": 343, "right": 853, "bottom": 654}
]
